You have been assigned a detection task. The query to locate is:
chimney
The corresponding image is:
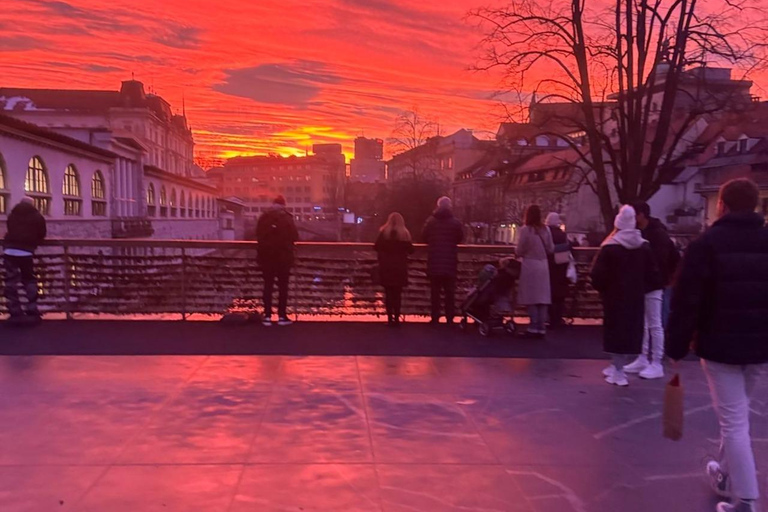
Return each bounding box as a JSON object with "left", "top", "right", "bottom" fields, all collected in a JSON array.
[{"left": 120, "top": 80, "right": 146, "bottom": 107}]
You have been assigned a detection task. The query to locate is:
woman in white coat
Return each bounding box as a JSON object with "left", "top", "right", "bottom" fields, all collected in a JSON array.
[{"left": 516, "top": 205, "right": 555, "bottom": 337}]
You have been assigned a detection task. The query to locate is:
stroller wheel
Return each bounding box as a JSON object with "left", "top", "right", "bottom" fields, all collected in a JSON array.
[
  {"left": 505, "top": 322, "right": 516, "bottom": 335},
  {"left": 479, "top": 323, "right": 491, "bottom": 337}
]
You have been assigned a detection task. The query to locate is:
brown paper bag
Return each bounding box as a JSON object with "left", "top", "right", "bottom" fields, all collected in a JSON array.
[{"left": 663, "top": 373, "right": 684, "bottom": 441}]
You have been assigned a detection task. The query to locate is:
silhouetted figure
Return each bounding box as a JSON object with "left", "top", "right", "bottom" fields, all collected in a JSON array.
[
  {"left": 374, "top": 212, "right": 414, "bottom": 326},
  {"left": 3, "top": 197, "right": 46, "bottom": 323},
  {"left": 257, "top": 195, "right": 298, "bottom": 326},
  {"left": 545, "top": 212, "right": 569, "bottom": 329},
  {"left": 667, "top": 179, "right": 768, "bottom": 512},
  {"left": 422, "top": 196, "right": 464, "bottom": 325}
]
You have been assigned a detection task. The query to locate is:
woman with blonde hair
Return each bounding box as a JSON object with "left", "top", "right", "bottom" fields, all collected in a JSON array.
[
  {"left": 516, "top": 205, "right": 555, "bottom": 337},
  {"left": 374, "top": 212, "right": 415, "bottom": 326}
]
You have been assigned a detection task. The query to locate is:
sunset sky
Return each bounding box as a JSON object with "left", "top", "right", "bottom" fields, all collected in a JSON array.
[{"left": 2, "top": 0, "right": 766, "bottom": 164}]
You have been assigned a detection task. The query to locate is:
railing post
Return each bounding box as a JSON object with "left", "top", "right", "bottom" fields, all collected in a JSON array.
[
  {"left": 181, "top": 247, "right": 187, "bottom": 321},
  {"left": 63, "top": 245, "right": 72, "bottom": 320}
]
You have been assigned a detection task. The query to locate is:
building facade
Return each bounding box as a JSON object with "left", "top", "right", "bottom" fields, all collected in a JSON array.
[
  {"left": 218, "top": 145, "right": 345, "bottom": 221},
  {"left": 349, "top": 137, "right": 385, "bottom": 183}
]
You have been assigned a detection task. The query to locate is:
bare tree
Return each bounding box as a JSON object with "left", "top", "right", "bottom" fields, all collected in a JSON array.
[
  {"left": 472, "top": 0, "right": 767, "bottom": 228},
  {"left": 387, "top": 108, "right": 441, "bottom": 182}
]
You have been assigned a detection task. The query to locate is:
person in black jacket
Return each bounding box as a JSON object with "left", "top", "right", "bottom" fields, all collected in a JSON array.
[
  {"left": 256, "top": 195, "right": 299, "bottom": 326},
  {"left": 374, "top": 212, "right": 414, "bottom": 326},
  {"left": 590, "top": 205, "right": 661, "bottom": 387},
  {"left": 621, "top": 202, "right": 682, "bottom": 380},
  {"left": 667, "top": 179, "right": 768, "bottom": 512},
  {"left": 3, "top": 198, "right": 47, "bottom": 322},
  {"left": 422, "top": 196, "right": 464, "bottom": 324},
  {"left": 545, "top": 212, "right": 570, "bottom": 329}
]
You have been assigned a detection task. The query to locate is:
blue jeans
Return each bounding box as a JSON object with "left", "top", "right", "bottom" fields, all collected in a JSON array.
[
  {"left": 527, "top": 304, "right": 548, "bottom": 333},
  {"left": 662, "top": 286, "right": 672, "bottom": 328}
]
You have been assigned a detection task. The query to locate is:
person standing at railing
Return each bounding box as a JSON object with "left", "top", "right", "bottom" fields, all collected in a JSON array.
[
  {"left": 590, "top": 205, "right": 661, "bottom": 387},
  {"left": 3, "top": 197, "right": 47, "bottom": 324},
  {"left": 516, "top": 205, "right": 554, "bottom": 338},
  {"left": 257, "top": 195, "right": 298, "bottom": 327},
  {"left": 545, "top": 212, "right": 570, "bottom": 329},
  {"left": 374, "top": 212, "right": 414, "bottom": 327},
  {"left": 422, "top": 196, "right": 464, "bottom": 325},
  {"left": 666, "top": 179, "right": 768, "bottom": 512}
]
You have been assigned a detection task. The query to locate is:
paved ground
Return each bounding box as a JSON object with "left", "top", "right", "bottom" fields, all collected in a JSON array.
[
  {"left": 0, "top": 350, "right": 766, "bottom": 511},
  {"left": 0, "top": 320, "right": 608, "bottom": 358}
]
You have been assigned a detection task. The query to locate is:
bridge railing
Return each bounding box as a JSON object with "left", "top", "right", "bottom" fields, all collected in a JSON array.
[{"left": 0, "top": 240, "right": 602, "bottom": 319}]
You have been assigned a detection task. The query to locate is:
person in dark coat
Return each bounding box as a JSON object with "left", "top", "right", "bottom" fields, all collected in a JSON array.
[
  {"left": 3, "top": 198, "right": 46, "bottom": 322},
  {"left": 621, "top": 201, "right": 682, "bottom": 380},
  {"left": 667, "top": 179, "right": 768, "bottom": 512},
  {"left": 374, "top": 212, "right": 414, "bottom": 326},
  {"left": 256, "top": 195, "right": 299, "bottom": 326},
  {"left": 590, "top": 205, "right": 661, "bottom": 387},
  {"left": 545, "top": 212, "right": 569, "bottom": 328},
  {"left": 422, "top": 196, "right": 464, "bottom": 324}
]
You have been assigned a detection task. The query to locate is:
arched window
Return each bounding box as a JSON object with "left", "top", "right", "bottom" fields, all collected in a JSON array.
[
  {"left": 0, "top": 152, "right": 8, "bottom": 215},
  {"left": 62, "top": 164, "right": 82, "bottom": 216},
  {"left": 25, "top": 156, "right": 50, "bottom": 215},
  {"left": 147, "top": 183, "right": 156, "bottom": 217},
  {"left": 180, "top": 191, "right": 186, "bottom": 218},
  {"left": 170, "top": 188, "right": 178, "bottom": 217},
  {"left": 160, "top": 186, "right": 168, "bottom": 217},
  {"left": 91, "top": 171, "right": 107, "bottom": 216}
]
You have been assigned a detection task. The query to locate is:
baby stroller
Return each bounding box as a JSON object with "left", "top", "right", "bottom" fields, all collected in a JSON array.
[{"left": 460, "top": 258, "right": 520, "bottom": 337}]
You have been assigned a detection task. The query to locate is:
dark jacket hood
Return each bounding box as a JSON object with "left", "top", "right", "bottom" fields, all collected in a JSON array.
[{"left": 433, "top": 207, "right": 454, "bottom": 220}]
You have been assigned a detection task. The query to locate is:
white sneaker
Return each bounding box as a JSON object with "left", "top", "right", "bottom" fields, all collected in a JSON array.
[
  {"left": 707, "top": 461, "right": 731, "bottom": 498},
  {"left": 277, "top": 317, "right": 293, "bottom": 326},
  {"left": 717, "top": 500, "right": 759, "bottom": 512},
  {"left": 605, "top": 368, "right": 629, "bottom": 387},
  {"left": 602, "top": 365, "right": 614, "bottom": 377},
  {"left": 639, "top": 362, "right": 665, "bottom": 380},
  {"left": 262, "top": 318, "right": 273, "bottom": 327},
  {"left": 623, "top": 356, "right": 650, "bottom": 374}
]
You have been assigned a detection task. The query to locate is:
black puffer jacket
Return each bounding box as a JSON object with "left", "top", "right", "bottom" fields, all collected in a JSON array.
[
  {"left": 666, "top": 212, "right": 768, "bottom": 365},
  {"left": 4, "top": 202, "right": 47, "bottom": 253},
  {"left": 374, "top": 233, "right": 414, "bottom": 288},
  {"left": 256, "top": 206, "right": 299, "bottom": 269},
  {"left": 422, "top": 208, "right": 464, "bottom": 278},
  {"left": 640, "top": 217, "right": 680, "bottom": 287}
]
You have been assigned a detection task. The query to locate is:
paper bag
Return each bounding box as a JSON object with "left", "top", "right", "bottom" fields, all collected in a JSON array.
[{"left": 663, "top": 373, "right": 684, "bottom": 441}]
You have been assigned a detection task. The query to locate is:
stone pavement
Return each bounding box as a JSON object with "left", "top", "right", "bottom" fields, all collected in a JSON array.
[{"left": 0, "top": 354, "right": 766, "bottom": 512}]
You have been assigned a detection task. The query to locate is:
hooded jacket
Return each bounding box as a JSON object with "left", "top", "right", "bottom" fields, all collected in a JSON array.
[
  {"left": 666, "top": 212, "right": 768, "bottom": 365},
  {"left": 256, "top": 205, "right": 299, "bottom": 269},
  {"left": 640, "top": 217, "right": 680, "bottom": 287},
  {"left": 422, "top": 207, "right": 464, "bottom": 277},
  {"left": 590, "top": 229, "right": 661, "bottom": 354},
  {"left": 4, "top": 202, "right": 47, "bottom": 253}
]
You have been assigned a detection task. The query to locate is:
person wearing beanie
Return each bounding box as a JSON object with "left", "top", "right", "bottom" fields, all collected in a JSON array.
[
  {"left": 256, "top": 195, "right": 299, "bottom": 326},
  {"left": 590, "top": 205, "right": 662, "bottom": 386},
  {"left": 545, "top": 212, "right": 570, "bottom": 329},
  {"left": 422, "top": 196, "right": 464, "bottom": 324}
]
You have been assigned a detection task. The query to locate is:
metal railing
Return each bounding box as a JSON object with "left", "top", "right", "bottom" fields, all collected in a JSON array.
[{"left": 0, "top": 240, "right": 602, "bottom": 319}]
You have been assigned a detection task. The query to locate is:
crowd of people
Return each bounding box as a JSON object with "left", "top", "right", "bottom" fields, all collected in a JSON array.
[{"left": 3, "top": 180, "right": 767, "bottom": 512}]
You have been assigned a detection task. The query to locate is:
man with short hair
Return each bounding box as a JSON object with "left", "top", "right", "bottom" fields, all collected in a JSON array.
[
  {"left": 4, "top": 197, "right": 47, "bottom": 323},
  {"left": 667, "top": 178, "right": 768, "bottom": 512},
  {"left": 624, "top": 201, "right": 680, "bottom": 379},
  {"left": 257, "top": 195, "right": 299, "bottom": 327},
  {"left": 422, "top": 196, "right": 464, "bottom": 324}
]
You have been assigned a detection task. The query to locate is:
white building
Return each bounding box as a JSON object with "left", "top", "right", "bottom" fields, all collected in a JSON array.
[{"left": 0, "top": 81, "right": 222, "bottom": 240}]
